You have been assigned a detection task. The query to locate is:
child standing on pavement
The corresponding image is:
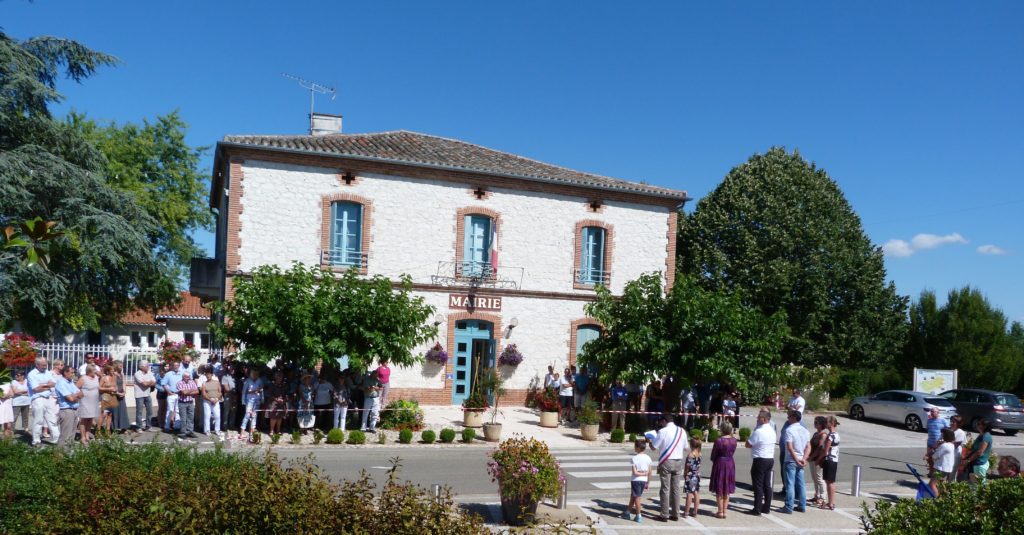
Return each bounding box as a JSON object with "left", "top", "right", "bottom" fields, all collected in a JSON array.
[
  {"left": 625, "top": 439, "right": 652, "bottom": 523},
  {"left": 683, "top": 438, "right": 702, "bottom": 517},
  {"left": 928, "top": 428, "right": 956, "bottom": 496}
]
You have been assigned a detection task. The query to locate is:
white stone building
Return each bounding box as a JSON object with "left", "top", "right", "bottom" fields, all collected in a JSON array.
[{"left": 192, "top": 127, "right": 688, "bottom": 405}]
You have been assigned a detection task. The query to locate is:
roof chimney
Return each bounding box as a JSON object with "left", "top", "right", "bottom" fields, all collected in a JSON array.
[{"left": 310, "top": 112, "right": 343, "bottom": 136}]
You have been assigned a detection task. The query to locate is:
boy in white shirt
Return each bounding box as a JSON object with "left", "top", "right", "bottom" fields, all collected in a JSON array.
[
  {"left": 625, "top": 439, "right": 652, "bottom": 523},
  {"left": 928, "top": 428, "right": 956, "bottom": 496}
]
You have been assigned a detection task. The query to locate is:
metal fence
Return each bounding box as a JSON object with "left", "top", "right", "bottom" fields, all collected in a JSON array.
[{"left": 36, "top": 343, "right": 224, "bottom": 383}]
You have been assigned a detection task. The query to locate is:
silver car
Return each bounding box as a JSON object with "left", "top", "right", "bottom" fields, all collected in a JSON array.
[{"left": 848, "top": 390, "right": 958, "bottom": 432}]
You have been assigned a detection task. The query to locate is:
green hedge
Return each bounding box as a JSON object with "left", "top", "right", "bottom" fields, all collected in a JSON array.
[
  {"left": 399, "top": 429, "right": 413, "bottom": 444},
  {"left": 326, "top": 428, "right": 345, "bottom": 444},
  {"left": 461, "top": 428, "right": 476, "bottom": 443},
  {"left": 440, "top": 428, "right": 456, "bottom": 443},
  {"left": 863, "top": 478, "right": 1024, "bottom": 534},
  {"left": 347, "top": 430, "right": 367, "bottom": 445},
  {"left": 610, "top": 428, "right": 625, "bottom": 443},
  {"left": 0, "top": 439, "right": 486, "bottom": 533},
  {"left": 422, "top": 430, "right": 436, "bottom": 444}
]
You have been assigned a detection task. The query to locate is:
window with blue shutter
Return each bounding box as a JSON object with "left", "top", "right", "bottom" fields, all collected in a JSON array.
[
  {"left": 575, "top": 325, "right": 601, "bottom": 356},
  {"left": 462, "top": 215, "right": 492, "bottom": 276},
  {"left": 330, "top": 201, "right": 363, "bottom": 267},
  {"left": 579, "top": 226, "right": 606, "bottom": 285}
]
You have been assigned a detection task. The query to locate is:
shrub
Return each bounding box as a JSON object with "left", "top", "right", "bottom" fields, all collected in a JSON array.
[
  {"left": 271, "top": 432, "right": 282, "bottom": 444},
  {"left": 487, "top": 435, "right": 564, "bottom": 503},
  {"left": 312, "top": 429, "right": 324, "bottom": 445},
  {"left": 291, "top": 430, "right": 302, "bottom": 444},
  {"left": 422, "top": 430, "right": 436, "bottom": 444},
  {"left": 534, "top": 387, "right": 560, "bottom": 412},
  {"left": 862, "top": 477, "right": 1024, "bottom": 534},
  {"left": 380, "top": 399, "right": 426, "bottom": 431},
  {"left": 577, "top": 400, "right": 601, "bottom": 426},
  {"left": 738, "top": 427, "right": 752, "bottom": 442},
  {"left": 399, "top": 429, "right": 413, "bottom": 444},
  {"left": 347, "top": 430, "right": 367, "bottom": 445},
  {"left": 628, "top": 433, "right": 637, "bottom": 442},
  {"left": 440, "top": 428, "right": 456, "bottom": 443},
  {"left": 326, "top": 428, "right": 345, "bottom": 444},
  {"left": 610, "top": 428, "right": 625, "bottom": 443},
  {"left": 0, "top": 440, "right": 487, "bottom": 533},
  {"left": 707, "top": 429, "right": 721, "bottom": 443},
  {"left": 250, "top": 432, "right": 262, "bottom": 444},
  {"left": 689, "top": 428, "right": 704, "bottom": 442},
  {"left": 461, "top": 428, "right": 476, "bottom": 443}
]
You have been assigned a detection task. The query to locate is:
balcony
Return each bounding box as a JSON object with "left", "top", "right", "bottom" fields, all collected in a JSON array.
[
  {"left": 432, "top": 260, "right": 523, "bottom": 290},
  {"left": 574, "top": 268, "right": 611, "bottom": 287},
  {"left": 320, "top": 249, "right": 369, "bottom": 270}
]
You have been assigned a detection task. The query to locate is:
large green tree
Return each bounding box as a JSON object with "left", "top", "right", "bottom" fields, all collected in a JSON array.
[
  {"left": 0, "top": 31, "right": 180, "bottom": 335},
  {"left": 903, "top": 287, "right": 1024, "bottom": 392},
  {"left": 580, "top": 273, "right": 788, "bottom": 395},
  {"left": 212, "top": 263, "right": 438, "bottom": 370},
  {"left": 68, "top": 111, "right": 213, "bottom": 280},
  {"left": 678, "top": 147, "right": 908, "bottom": 369}
]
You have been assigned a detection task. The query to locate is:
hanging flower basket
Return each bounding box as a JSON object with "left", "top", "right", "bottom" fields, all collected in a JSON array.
[
  {"left": 498, "top": 344, "right": 523, "bottom": 367},
  {"left": 1, "top": 333, "right": 40, "bottom": 369},
  {"left": 425, "top": 343, "right": 448, "bottom": 366}
]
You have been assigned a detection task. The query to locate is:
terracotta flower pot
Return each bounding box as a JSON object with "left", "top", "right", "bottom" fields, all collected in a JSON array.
[
  {"left": 482, "top": 422, "right": 502, "bottom": 442},
  {"left": 580, "top": 423, "right": 599, "bottom": 441},
  {"left": 500, "top": 495, "right": 539, "bottom": 526},
  {"left": 463, "top": 409, "right": 485, "bottom": 428},
  {"left": 539, "top": 410, "right": 559, "bottom": 428}
]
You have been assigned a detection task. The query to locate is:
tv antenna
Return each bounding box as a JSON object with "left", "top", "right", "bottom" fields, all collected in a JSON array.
[{"left": 281, "top": 73, "right": 337, "bottom": 116}]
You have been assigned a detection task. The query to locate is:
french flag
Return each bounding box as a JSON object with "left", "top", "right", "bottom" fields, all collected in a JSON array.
[{"left": 490, "top": 226, "right": 499, "bottom": 275}]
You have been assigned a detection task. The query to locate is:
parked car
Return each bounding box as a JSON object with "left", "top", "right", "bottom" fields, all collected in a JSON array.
[
  {"left": 848, "top": 390, "right": 957, "bottom": 432},
  {"left": 937, "top": 388, "right": 1023, "bottom": 436}
]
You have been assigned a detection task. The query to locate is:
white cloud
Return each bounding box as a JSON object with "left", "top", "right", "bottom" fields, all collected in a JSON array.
[
  {"left": 883, "top": 232, "right": 968, "bottom": 258},
  {"left": 977, "top": 244, "right": 1009, "bottom": 255}
]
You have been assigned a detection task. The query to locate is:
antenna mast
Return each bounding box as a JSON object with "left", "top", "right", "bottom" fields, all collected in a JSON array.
[{"left": 281, "top": 72, "right": 337, "bottom": 118}]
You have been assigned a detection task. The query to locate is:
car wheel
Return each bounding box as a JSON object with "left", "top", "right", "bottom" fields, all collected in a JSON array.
[
  {"left": 906, "top": 414, "right": 923, "bottom": 432},
  {"left": 1005, "top": 429, "right": 1019, "bottom": 436},
  {"left": 850, "top": 405, "right": 864, "bottom": 420}
]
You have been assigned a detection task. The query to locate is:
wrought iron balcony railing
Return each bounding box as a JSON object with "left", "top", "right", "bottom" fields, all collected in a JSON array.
[
  {"left": 574, "top": 268, "right": 611, "bottom": 287},
  {"left": 432, "top": 260, "right": 523, "bottom": 290},
  {"left": 320, "top": 249, "right": 369, "bottom": 270}
]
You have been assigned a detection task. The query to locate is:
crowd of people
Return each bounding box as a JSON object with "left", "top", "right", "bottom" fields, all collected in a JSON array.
[
  {"left": 922, "top": 408, "right": 1022, "bottom": 494},
  {"left": 0, "top": 353, "right": 394, "bottom": 445}
]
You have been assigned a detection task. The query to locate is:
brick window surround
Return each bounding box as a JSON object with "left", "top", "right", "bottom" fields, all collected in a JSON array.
[
  {"left": 454, "top": 206, "right": 502, "bottom": 280},
  {"left": 568, "top": 317, "right": 603, "bottom": 365},
  {"left": 320, "top": 192, "right": 373, "bottom": 275},
  {"left": 573, "top": 220, "right": 614, "bottom": 290}
]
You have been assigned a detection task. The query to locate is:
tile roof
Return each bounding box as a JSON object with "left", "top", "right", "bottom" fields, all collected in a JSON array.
[
  {"left": 120, "top": 292, "right": 210, "bottom": 325},
  {"left": 221, "top": 130, "right": 688, "bottom": 200}
]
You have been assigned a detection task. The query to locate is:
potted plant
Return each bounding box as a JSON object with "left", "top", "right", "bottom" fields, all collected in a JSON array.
[
  {"left": 480, "top": 368, "right": 506, "bottom": 442},
  {"left": 1, "top": 332, "right": 39, "bottom": 372},
  {"left": 535, "top": 386, "right": 561, "bottom": 428},
  {"left": 578, "top": 399, "right": 601, "bottom": 441},
  {"left": 497, "top": 344, "right": 523, "bottom": 367},
  {"left": 424, "top": 342, "right": 448, "bottom": 366},
  {"left": 462, "top": 390, "right": 489, "bottom": 428},
  {"left": 487, "top": 435, "right": 565, "bottom": 526}
]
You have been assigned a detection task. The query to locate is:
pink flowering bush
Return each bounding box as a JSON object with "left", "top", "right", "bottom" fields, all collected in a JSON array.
[{"left": 487, "top": 435, "right": 564, "bottom": 502}]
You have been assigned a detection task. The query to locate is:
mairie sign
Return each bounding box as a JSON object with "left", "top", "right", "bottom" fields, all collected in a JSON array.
[{"left": 448, "top": 293, "right": 502, "bottom": 311}]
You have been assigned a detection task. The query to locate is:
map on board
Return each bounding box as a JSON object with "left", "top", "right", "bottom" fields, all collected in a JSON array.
[{"left": 914, "top": 369, "right": 957, "bottom": 394}]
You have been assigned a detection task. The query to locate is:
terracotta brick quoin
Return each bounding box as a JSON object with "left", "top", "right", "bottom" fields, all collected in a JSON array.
[
  {"left": 567, "top": 317, "right": 603, "bottom": 365},
  {"left": 319, "top": 192, "right": 374, "bottom": 275},
  {"left": 665, "top": 211, "right": 679, "bottom": 290},
  {"left": 572, "top": 219, "right": 615, "bottom": 291},
  {"left": 225, "top": 159, "right": 245, "bottom": 274}
]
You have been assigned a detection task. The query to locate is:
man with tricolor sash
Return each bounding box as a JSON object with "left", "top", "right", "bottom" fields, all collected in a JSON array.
[{"left": 646, "top": 414, "right": 687, "bottom": 521}]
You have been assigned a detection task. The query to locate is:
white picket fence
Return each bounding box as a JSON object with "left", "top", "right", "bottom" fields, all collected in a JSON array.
[{"left": 36, "top": 343, "right": 225, "bottom": 382}]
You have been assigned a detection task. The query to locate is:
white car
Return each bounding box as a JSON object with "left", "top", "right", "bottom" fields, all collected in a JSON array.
[{"left": 848, "top": 390, "right": 957, "bottom": 432}]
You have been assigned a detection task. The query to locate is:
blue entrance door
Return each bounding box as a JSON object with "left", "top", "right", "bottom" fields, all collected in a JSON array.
[{"left": 452, "top": 320, "right": 494, "bottom": 405}]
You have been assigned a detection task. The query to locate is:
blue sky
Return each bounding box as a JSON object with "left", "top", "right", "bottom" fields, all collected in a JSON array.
[{"left": 7, "top": 1, "right": 1023, "bottom": 321}]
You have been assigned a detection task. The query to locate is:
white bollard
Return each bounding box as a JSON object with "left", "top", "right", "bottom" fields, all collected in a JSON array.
[
  {"left": 557, "top": 481, "right": 568, "bottom": 509},
  {"left": 852, "top": 465, "right": 862, "bottom": 497}
]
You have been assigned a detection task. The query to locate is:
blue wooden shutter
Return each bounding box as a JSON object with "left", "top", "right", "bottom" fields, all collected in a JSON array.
[
  {"left": 331, "top": 201, "right": 363, "bottom": 266},
  {"left": 463, "top": 215, "right": 492, "bottom": 275}
]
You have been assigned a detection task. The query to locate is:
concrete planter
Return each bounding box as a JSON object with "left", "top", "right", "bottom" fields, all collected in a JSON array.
[
  {"left": 539, "top": 410, "right": 559, "bottom": 428},
  {"left": 580, "top": 423, "right": 599, "bottom": 441},
  {"left": 464, "top": 410, "right": 485, "bottom": 428},
  {"left": 482, "top": 422, "right": 503, "bottom": 442}
]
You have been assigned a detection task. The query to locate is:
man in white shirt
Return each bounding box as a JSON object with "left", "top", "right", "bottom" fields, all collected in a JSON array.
[
  {"left": 746, "top": 409, "right": 777, "bottom": 515},
  {"left": 133, "top": 361, "right": 157, "bottom": 430},
  {"left": 788, "top": 389, "right": 806, "bottom": 415},
  {"left": 27, "top": 357, "right": 59, "bottom": 446},
  {"left": 782, "top": 410, "right": 812, "bottom": 513},
  {"left": 77, "top": 353, "right": 96, "bottom": 377},
  {"left": 648, "top": 415, "right": 687, "bottom": 522}
]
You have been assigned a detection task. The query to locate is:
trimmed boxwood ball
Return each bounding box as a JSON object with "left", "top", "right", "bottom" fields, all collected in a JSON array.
[
  {"left": 399, "top": 429, "right": 413, "bottom": 444},
  {"left": 707, "top": 429, "right": 721, "bottom": 443},
  {"left": 738, "top": 427, "right": 752, "bottom": 442},
  {"left": 326, "top": 428, "right": 345, "bottom": 444},
  {"left": 440, "top": 428, "right": 456, "bottom": 443},
  {"left": 689, "top": 428, "right": 704, "bottom": 442},
  {"left": 610, "top": 428, "right": 625, "bottom": 443},
  {"left": 347, "top": 430, "right": 367, "bottom": 445},
  {"left": 461, "top": 428, "right": 476, "bottom": 443},
  {"left": 628, "top": 433, "right": 637, "bottom": 442},
  {"left": 421, "top": 430, "right": 436, "bottom": 444}
]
